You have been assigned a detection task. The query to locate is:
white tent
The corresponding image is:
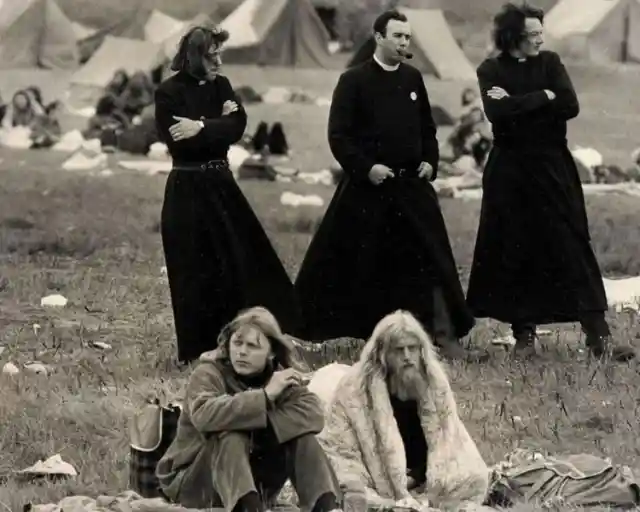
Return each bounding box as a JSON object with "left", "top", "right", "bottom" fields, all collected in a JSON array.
[
  {"left": 144, "top": 10, "right": 186, "bottom": 43},
  {"left": 401, "top": 8, "right": 476, "bottom": 81},
  {"left": 0, "top": 0, "right": 78, "bottom": 69},
  {"left": 544, "top": 0, "right": 640, "bottom": 63},
  {"left": 216, "top": 0, "right": 334, "bottom": 68},
  {"left": 348, "top": 8, "right": 476, "bottom": 81},
  {"left": 69, "top": 35, "right": 164, "bottom": 105},
  {"left": 71, "top": 21, "right": 98, "bottom": 41},
  {"left": 161, "top": 13, "right": 215, "bottom": 60}
]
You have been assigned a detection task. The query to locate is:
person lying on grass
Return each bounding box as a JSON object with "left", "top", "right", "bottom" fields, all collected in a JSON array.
[
  {"left": 156, "top": 306, "right": 343, "bottom": 512},
  {"left": 317, "top": 309, "right": 490, "bottom": 511}
]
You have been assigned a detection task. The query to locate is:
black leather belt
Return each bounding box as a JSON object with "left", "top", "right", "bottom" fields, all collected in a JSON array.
[
  {"left": 173, "top": 159, "right": 229, "bottom": 172},
  {"left": 394, "top": 167, "right": 419, "bottom": 178}
]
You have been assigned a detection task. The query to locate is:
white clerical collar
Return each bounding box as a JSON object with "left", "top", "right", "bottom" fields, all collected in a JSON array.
[{"left": 373, "top": 54, "right": 399, "bottom": 72}]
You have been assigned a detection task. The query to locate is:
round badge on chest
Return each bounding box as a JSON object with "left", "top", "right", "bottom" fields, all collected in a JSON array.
[{"left": 410, "top": 91, "right": 417, "bottom": 101}]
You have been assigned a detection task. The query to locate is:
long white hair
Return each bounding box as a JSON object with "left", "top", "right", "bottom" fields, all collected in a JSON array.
[{"left": 358, "top": 310, "right": 457, "bottom": 412}]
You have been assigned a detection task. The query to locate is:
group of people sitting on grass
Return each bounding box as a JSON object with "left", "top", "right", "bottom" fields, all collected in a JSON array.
[
  {"left": 81, "top": 70, "right": 291, "bottom": 160},
  {"left": 155, "top": 306, "right": 489, "bottom": 512},
  {"left": 83, "top": 68, "right": 159, "bottom": 154},
  {"left": 149, "top": 306, "right": 640, "bottom": 512},
  {"left": 446, "top": 87, "right": 493, "bottom": 171},
  {"left": 0, "top": 86, "right": 63, "bottom": 148}
]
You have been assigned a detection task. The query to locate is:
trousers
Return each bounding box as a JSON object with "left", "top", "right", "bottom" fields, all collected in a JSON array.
[{"left": 170, "top": 431, "right": 340, "bottom": 511}]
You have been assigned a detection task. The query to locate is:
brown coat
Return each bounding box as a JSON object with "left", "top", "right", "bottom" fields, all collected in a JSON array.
[{"left": 156, "top": 350, "right": 325, "bottom": 499}]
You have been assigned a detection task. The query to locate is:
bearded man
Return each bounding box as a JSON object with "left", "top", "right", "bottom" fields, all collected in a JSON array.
[{"left": 317, "top": 310, "right": 490, "bottom": 511}]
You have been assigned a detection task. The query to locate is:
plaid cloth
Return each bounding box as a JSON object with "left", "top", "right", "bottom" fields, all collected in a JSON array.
[{"left": 129, "top": 402, "right": 181, "bottom": 498}]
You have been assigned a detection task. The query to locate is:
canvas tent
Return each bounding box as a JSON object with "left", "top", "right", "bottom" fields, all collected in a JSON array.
[
  {"left": 69, "top": 36, "right": 164, "bottom": 106},
  {"left": 544, "top": 0, "right": 640, "bottom": 63},
  {"left": 219, "top": 0, "right": 334, "bottom": 67},
  {"left": 0, "top": 0, "right": 78, "bottom": 69},
  {"left": 347, "top": 8, "right": 475, "bottom": 81},
  {"left": 76, "top": 17, "right": 133, "bottom": 63},
  {"left": 77, "top": 8, "right": 185, "bottom": 63},
  {"left": 144, "top": 10, "right": 186, "bottom": 43},
  {"left": 71, "top": 21, "right": 98, "bottom": 41},
  {"left": 118, "top": 7, "right": 186, "bottom": 43}
]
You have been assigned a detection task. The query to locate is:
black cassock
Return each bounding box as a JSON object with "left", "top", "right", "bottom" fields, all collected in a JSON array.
[
  {"left": 155, "top": 72, "right": 301, "bottom": 363},
  {"left": 295, "top": 59, "right": 474, "bottom": 342},
  {"left": 466, "top": 51, "right": 608, "bottom": 325}
]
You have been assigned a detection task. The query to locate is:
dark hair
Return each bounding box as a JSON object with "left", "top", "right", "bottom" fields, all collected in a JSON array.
[
  {"left": 492, "top": 3, "right": 544, "bottom": 53},
  {"left": 95, "top": 94, "right": 118, "bottom": 116},
  {"left": 25, "top": 86, "right": 43, "bottom": 106},
  {"left": 461, "top": 87, "right": 476, "bottom": 105},
  {"left": 45, "top": 100, "right": 61, "bottom": 114},
  {"left": 111, "top": 69, "right": 129, "bottom": 85},
  {"left": 372, "top": 9, "right": 408, "bottom": 37},
  {"left": 171, "top": 26, "right": 230, "bottom": 77}
]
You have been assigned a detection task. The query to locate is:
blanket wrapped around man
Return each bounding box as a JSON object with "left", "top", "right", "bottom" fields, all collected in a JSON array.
[{"left": 317, "top": 353, "right": 490, "bottom": 509}]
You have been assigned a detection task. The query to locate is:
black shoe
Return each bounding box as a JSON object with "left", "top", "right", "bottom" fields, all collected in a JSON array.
[
  {"left": 588, "top": 336, "right": 636, "bottom": 362},
  {"left": 510, "top": 342, "right": 539, "bottom": 359},
  {"left": 510, "top": 333, "right": 540, "bottom": 359}
]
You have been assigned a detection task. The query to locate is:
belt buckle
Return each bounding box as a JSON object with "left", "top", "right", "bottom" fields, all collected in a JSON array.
[
  {"left": 397, "top": 168, "right": 406, "bottom": 177},
  {"left": 201, "top": 160, "right": 217, "bottom": 171}
]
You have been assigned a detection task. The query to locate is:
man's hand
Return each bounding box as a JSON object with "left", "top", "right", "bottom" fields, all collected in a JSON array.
[
  {"left": 487, "top": 86, "right": 509, "bottom": 100},
  {"left": 417, "top": 161, "right": 433, "bottom": 180},
  {"left": 264, "top": 368, "right": 304, "bottom": 401},
  {"left": 369, "top": 164, "right": 394, "bottom": 185},
  {"left": 396, "top": 495, "right": 425, "bottom": 511},
  {"left": 169, "top": 116, "right": 202, "bottom": 141},
  {"left": 544, "top": 89, "right": 556, "bottom": 100},
  {"left": 222, "top": 100, "right": 239, "bottom": 116}
]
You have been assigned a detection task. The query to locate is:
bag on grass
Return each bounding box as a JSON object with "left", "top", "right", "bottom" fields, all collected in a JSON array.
[{"left": 129, "top": 399, "right": 181, "bottom": 498}]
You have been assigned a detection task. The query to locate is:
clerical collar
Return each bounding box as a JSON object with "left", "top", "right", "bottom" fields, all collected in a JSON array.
[
  {"left": 506, "top": 52, "right": 527, "bottom": 63},
  {"left": 373, "top": 54, "right": 399, "bottom": 72}
]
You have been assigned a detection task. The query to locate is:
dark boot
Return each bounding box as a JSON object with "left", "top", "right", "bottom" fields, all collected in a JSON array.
[
  {"left": 511, "top": 323, "right": 539, "bottom": 358},
  {"left": 431, "top": 287, "right": 489, "bottom": 362},
  {"left": 585, "top": 335, "right": 636, "bottom": 362},
  {"left": 581, "top": 312, "right": 636, "bottom": 362}
]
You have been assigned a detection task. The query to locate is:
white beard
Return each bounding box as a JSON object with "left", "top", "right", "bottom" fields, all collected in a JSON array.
[{"left": 388, "top": 365, "right": 427, "bottom": 401}]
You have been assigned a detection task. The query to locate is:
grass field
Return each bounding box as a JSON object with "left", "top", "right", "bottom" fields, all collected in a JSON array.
[
  {"left": 1, "top": 55, "right": 640, "bottom": 509},
  {"left": 0, "top": 151, "right": 639, "bottom": 510}
]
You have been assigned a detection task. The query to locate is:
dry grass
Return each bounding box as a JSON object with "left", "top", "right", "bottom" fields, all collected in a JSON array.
[
  {"left": 1, "top": 59, "right": 640, "bottom": 510},
  {"left": 0, "top": 157, "right": 639, "bottom": 511},
  {"left": 225, "top": 60, "right": 640, "bottom": 168}
]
